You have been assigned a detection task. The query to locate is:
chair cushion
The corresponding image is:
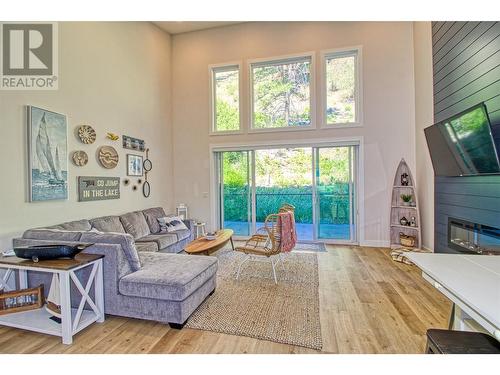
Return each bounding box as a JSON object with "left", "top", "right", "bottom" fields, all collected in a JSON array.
[
  {"left": 136, "top": 233, "right": 178, "bottom": 250},
  {"left": 120, "top": 211, "right": 151, "bottom": 239},
  {"left": 136, "top": 241, "right": 159, "bottom": 253},
  {"left": 90, "top": 216, "right": 126, "bottom": 233},
  {"left": 80, "top": 231, "right": 141, "bottom": 271},
  {"left": 142, "top": 207, "right": 167, "bottom": 234},
  {"left": 119, "top": 253, "right": 218, "bottom": 301}
]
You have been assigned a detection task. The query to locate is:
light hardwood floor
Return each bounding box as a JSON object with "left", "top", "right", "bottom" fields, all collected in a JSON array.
[{"left": 0, "top": 246, "right": 451, "bottom": 354}]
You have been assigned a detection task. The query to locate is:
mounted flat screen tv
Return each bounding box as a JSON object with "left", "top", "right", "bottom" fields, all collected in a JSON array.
[{"left": 425, "top": 103, "right": 500, "bottom": 176}]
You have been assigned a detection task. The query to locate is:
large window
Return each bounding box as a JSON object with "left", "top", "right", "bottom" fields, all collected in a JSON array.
[
  {"left": 250, "top": 55, "right": 313, "bottom": 130},
  {"left": 211, "top": 64, "right": 240, "bottom": 133},
  {"left": 323, "top": 48, "right": 360, "bottom": 126}
]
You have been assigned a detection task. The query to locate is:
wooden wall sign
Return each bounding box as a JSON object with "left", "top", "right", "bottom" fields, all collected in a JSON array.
[
  {"left": 78, "top": 176, "right": 120, "bottom": 202},
  {"left": 122, "top": 135, "right": 145, "bottom": 152}
]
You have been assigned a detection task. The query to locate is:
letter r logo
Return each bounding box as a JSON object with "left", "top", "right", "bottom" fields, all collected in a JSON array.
[{"left": 2, "top": 23, "right": 53, "bottom": 75}]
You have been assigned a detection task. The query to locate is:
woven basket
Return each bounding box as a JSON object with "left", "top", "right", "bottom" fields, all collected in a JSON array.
[{"left": 399, "top": 232, "right": 416, "bottom": 247}]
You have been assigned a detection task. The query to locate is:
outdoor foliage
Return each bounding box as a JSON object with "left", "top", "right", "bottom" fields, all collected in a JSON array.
[
  {"left": 326, "top": 54, "right": 356, "bottom": 124},
  {"left": 253, "top": 59, "right": 311, "bottom": 128},
  {"left": 214, "top": 69, "right": 239, "bottom": 131}
]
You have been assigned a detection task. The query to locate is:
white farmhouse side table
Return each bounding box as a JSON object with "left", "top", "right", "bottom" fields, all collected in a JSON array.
[
  {"left": 0, "top": 253, "right": 105, "bottom": 345},
  {"left": 407, "top": 252, "right": 500, "bottom": 341}
]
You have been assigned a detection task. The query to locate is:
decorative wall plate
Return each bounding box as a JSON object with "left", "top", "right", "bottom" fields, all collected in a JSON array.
[
  {"left": 78, "top": 125, "right": 96, "bottom": 144},
  {"left": 98, "top": 146, "right": 119, "bottom": 169},
  {"left": 72, "top": 150, "right": 88, "bottom": 166}
]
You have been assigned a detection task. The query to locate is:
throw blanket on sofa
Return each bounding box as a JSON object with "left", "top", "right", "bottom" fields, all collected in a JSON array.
[{"left": 278, "top": 211, "right": 296, "bottom": 253}]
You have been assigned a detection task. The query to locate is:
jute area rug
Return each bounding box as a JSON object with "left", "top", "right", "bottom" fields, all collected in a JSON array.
[{"left": 185, "top": 245, "right": 323, "bottom": 350}]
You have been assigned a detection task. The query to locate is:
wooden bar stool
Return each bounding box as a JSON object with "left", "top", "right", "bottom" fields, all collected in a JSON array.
[{"left": 426, "top": 329, "right": 500, "bottom": 354}]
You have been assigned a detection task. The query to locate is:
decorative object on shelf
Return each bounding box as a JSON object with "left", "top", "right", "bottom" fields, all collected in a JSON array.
[
  {"left": 72, "top": 150, "right": 88, "bottom": 166},
  {"left": 0, "top": 285, "right": 44, "bottom": 316},
  {"left": 127, "top": 154, "right": 143, "bottom": 176},
  {"left": 400, "top": 194, "right": 413, "bottom": 206},
  {"left": 106, "top": 132, "right": 119, "bottom": 141},
  {"left": 46, "top": 274, "right": 61, "bottom": 318},
  {"left": 399, "top": 216, "right": 408, "bottom": 226},
  {"left": 399, "top": 232, "right": 416, "bottom": 248},
  {"left": 98, "top": 146, "right": 119, "bottom": 169},
  {"left": 77, "top": 125, "right": 96, "bottom": 144},
  {"left": 78, "top": 176, "right": 120, "bottom": 202},
  {"left": 143, "top": 148, "right": 152, "bottom": 198},
  {"left": 176, "top": 203, "right": 188, "bottom": 220},
  {"left": 401, "top": 172, "right": 409, "bottom": 186},
  {"left": 410, "top": 217, "right": 417, "bottom": 227},
  {"left": 390, "top": 158, "right": 421, "bottom": 250},
  {"left": 28, "top": 106, "right": 68, "bottom": 202},
  {"left": 122, "top": 135, "right": 145, "bottom": 152},
  {"left": 13, "top": 244, "right": 92, "bottom": 262},
  {"left": 123, "top": 178, "right": 130, "bottom": 186}
]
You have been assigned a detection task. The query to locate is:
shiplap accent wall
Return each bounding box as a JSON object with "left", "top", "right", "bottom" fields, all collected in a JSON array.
[{"left": 431, "top": 21, "right": 500, "bottom": 253}]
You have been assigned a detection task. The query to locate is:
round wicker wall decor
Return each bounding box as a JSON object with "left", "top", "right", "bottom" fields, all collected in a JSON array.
[
  {"left": 72, "top": 150, "right": 88, "bottom": 166},
  {"left": 78, "top": 125, "right": 96, "bottom": 144},
  {"left": 98, "top": 146, "right": 119, "bottom": 169}
]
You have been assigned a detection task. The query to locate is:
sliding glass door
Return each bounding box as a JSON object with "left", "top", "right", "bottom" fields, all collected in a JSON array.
[
  {"left": 215, "top": 144, "right": 357, "bottom": 243},
  {"left": 315, "top": 146, "right": 356, "bottom": 242}
]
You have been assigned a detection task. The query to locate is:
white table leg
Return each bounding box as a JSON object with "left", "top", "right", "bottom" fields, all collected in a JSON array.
[
  {"left": 18, "top": 269, "right": 28, "bottom": 289},
  {"left": 95, "top": 259, "right": 105, "bottom": 323},
  {"left": 59, "top": 272, "right": 73, "bottom": 345}
]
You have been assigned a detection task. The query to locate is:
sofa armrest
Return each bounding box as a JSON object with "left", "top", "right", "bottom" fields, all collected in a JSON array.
[{"left": 182, "top": 219, "right": 195, "bottom": 231}]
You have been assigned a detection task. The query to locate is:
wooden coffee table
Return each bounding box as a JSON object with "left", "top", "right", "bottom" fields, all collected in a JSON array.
[{"left": 185, "top": 229, "right": 234, "bottom": 256}]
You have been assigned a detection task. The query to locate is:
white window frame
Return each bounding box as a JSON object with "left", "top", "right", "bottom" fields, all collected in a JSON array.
[
  {"left": 248, "top": 52, "right": 316, "bottom": 133},
  {"left": 320, "top": 46, "right": 363, "bottom": 128},
  {"left": 209, "top": 62, "right": 244, "bottom": 135}
]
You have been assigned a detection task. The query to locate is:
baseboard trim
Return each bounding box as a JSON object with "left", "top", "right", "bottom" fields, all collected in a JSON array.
[{"left": 359, "top": 240, "right": 390, "bottom": 248}]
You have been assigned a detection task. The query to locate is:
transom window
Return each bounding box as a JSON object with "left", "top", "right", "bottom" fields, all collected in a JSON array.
[
  {"left": 250, "top": 55, "right": 313, "bottom": 130},
  {"left": 211, "top": 64, "right": 240, "bottom": 133},
  {"left": 323, "top": 48, "right": 360, "bottom": 125}
]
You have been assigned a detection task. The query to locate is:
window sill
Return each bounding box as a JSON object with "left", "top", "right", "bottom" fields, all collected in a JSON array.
[
  {"left": 209, "top": 130, "right": 245, "bottom": 136},
  {"left": 321, "top": 122, "right": 363, "bottom": 129}
]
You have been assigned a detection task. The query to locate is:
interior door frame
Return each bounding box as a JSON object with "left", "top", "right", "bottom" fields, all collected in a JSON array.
[{"left": 210, "top": 136, "right": 364, "bottom": 244}]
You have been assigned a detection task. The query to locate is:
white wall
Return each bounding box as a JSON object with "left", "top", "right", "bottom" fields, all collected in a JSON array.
[
  {"left": 171, "top": 22, "right": 417, "bottom": 247},
  {"left": 0, "top": 22, "right": 173, "bottom": 249},
  {"left": 413, "top": 22, "right": 435, "bottom": 250}
]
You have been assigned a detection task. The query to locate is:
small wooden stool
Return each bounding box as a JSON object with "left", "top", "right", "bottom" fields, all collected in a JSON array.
[
  {"left": 194, "top": 222, "right": 206, "bottom": 239},
  {"left": 426, "top": 329, "right": 500, "bottom": 354}
]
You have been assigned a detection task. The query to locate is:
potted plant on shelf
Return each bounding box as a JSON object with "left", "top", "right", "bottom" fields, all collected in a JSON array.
[{"left": 400, "top": 194, "right": 413, "bottom": 206}]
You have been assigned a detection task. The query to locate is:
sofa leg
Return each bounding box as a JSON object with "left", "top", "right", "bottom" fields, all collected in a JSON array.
[
  {"left": 209, "top": 288, "right": 215, "bottom": 296},
  {"left": 169, "top": 322, "right": 186, "bottom": 330}
]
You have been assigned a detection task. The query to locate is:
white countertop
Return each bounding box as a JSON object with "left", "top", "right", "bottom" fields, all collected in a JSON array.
[{"left": 407, "top": 253, "right": 500, "bottom": 333}]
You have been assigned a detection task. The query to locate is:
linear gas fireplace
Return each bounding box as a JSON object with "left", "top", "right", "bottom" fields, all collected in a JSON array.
[{"left": 448, "top": 218, "right": 500, "bottom": 255}]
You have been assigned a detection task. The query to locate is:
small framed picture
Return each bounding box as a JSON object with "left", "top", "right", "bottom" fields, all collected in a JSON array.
[{"left": 127, "top": 154, "right": 143, "bottom": 176}]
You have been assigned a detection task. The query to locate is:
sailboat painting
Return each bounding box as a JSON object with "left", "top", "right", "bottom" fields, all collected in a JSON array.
[{"left": 28, "top": 106, "right": 68, "bottom": 201}]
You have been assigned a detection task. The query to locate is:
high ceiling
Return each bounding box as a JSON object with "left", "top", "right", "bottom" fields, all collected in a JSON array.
[{"left": 153, "top": 21, "right": 243, "bottom": 35}]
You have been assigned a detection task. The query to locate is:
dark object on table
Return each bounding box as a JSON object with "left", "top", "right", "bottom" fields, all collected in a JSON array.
[
  {"left": 13, "top": 244, "right": 93, "bottom": 262},
  {"left": 426, "top": 329, "right": 500, "bottom": 354}
]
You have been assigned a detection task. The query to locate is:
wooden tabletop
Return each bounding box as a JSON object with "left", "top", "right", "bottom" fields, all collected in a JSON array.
[
  {"left": 185, "top": 229, "right": 233, "bottom": 254},
  {"left": 0, "top": 253, "right": 104, "bottom": 271}
]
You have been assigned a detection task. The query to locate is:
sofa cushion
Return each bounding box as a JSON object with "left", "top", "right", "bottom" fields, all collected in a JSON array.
[
  {"left": 120, "top": 211, "right": 150, "bottom": 240},
  {"left": 80, "top": 231, "right": 141, "bottom": 271},
  {"left": 142, "top": 207, "right": 166, "bottom": 234},
  {"left": 171, "top": 229, "right": 191, "bottom": 242},
  {"left": 119, "top": 253, "right": 218, "bottom": 301},
  {"left": 136, "top": 233, "right": 177, "bottom": 250},
  {"left": 90, "top": 216, "right": 125, "bottom": 233},
  {"left": 136, "top": 241, "right": 159, "bottom": 253},
  {"left": 23, "top": 228, "right": 83, "bottom": 242},
  {"left": 59, "top": 219, "right": 92, "bottom": 231}
]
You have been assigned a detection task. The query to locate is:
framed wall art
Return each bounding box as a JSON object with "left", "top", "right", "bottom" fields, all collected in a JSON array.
[
  {"left": 28, "top": 106, "right": 68, "bottom": 202},
  {"left": 127, "top": 154, "right": 143, "bottom": 176}
]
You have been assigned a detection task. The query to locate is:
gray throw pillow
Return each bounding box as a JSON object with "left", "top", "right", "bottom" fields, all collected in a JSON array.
[
  {"left": 120, "top": 211, "right": 150, "bottom": 239},
  {"left": 142, "top": 207, "right": 167, "bottom": 234}
]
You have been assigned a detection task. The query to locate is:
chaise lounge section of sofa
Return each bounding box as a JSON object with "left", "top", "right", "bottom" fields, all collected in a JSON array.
[{"left": 12, "top": 207, "right": 217, "bottom": 328}]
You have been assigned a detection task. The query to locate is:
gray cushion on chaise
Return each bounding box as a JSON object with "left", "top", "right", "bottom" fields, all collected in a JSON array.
[{"left": 136, "top": 233, "right": 178, "bottom": 249}]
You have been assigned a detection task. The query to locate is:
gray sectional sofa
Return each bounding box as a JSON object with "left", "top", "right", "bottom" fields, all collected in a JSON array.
[{"left": 12, "top": 207, "right": 218, "bottom": 328}]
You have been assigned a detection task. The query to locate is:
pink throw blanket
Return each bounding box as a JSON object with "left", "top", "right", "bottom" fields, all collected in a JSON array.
[{"left": 278, "top": 211, "right": 297, "bottom": 252}]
